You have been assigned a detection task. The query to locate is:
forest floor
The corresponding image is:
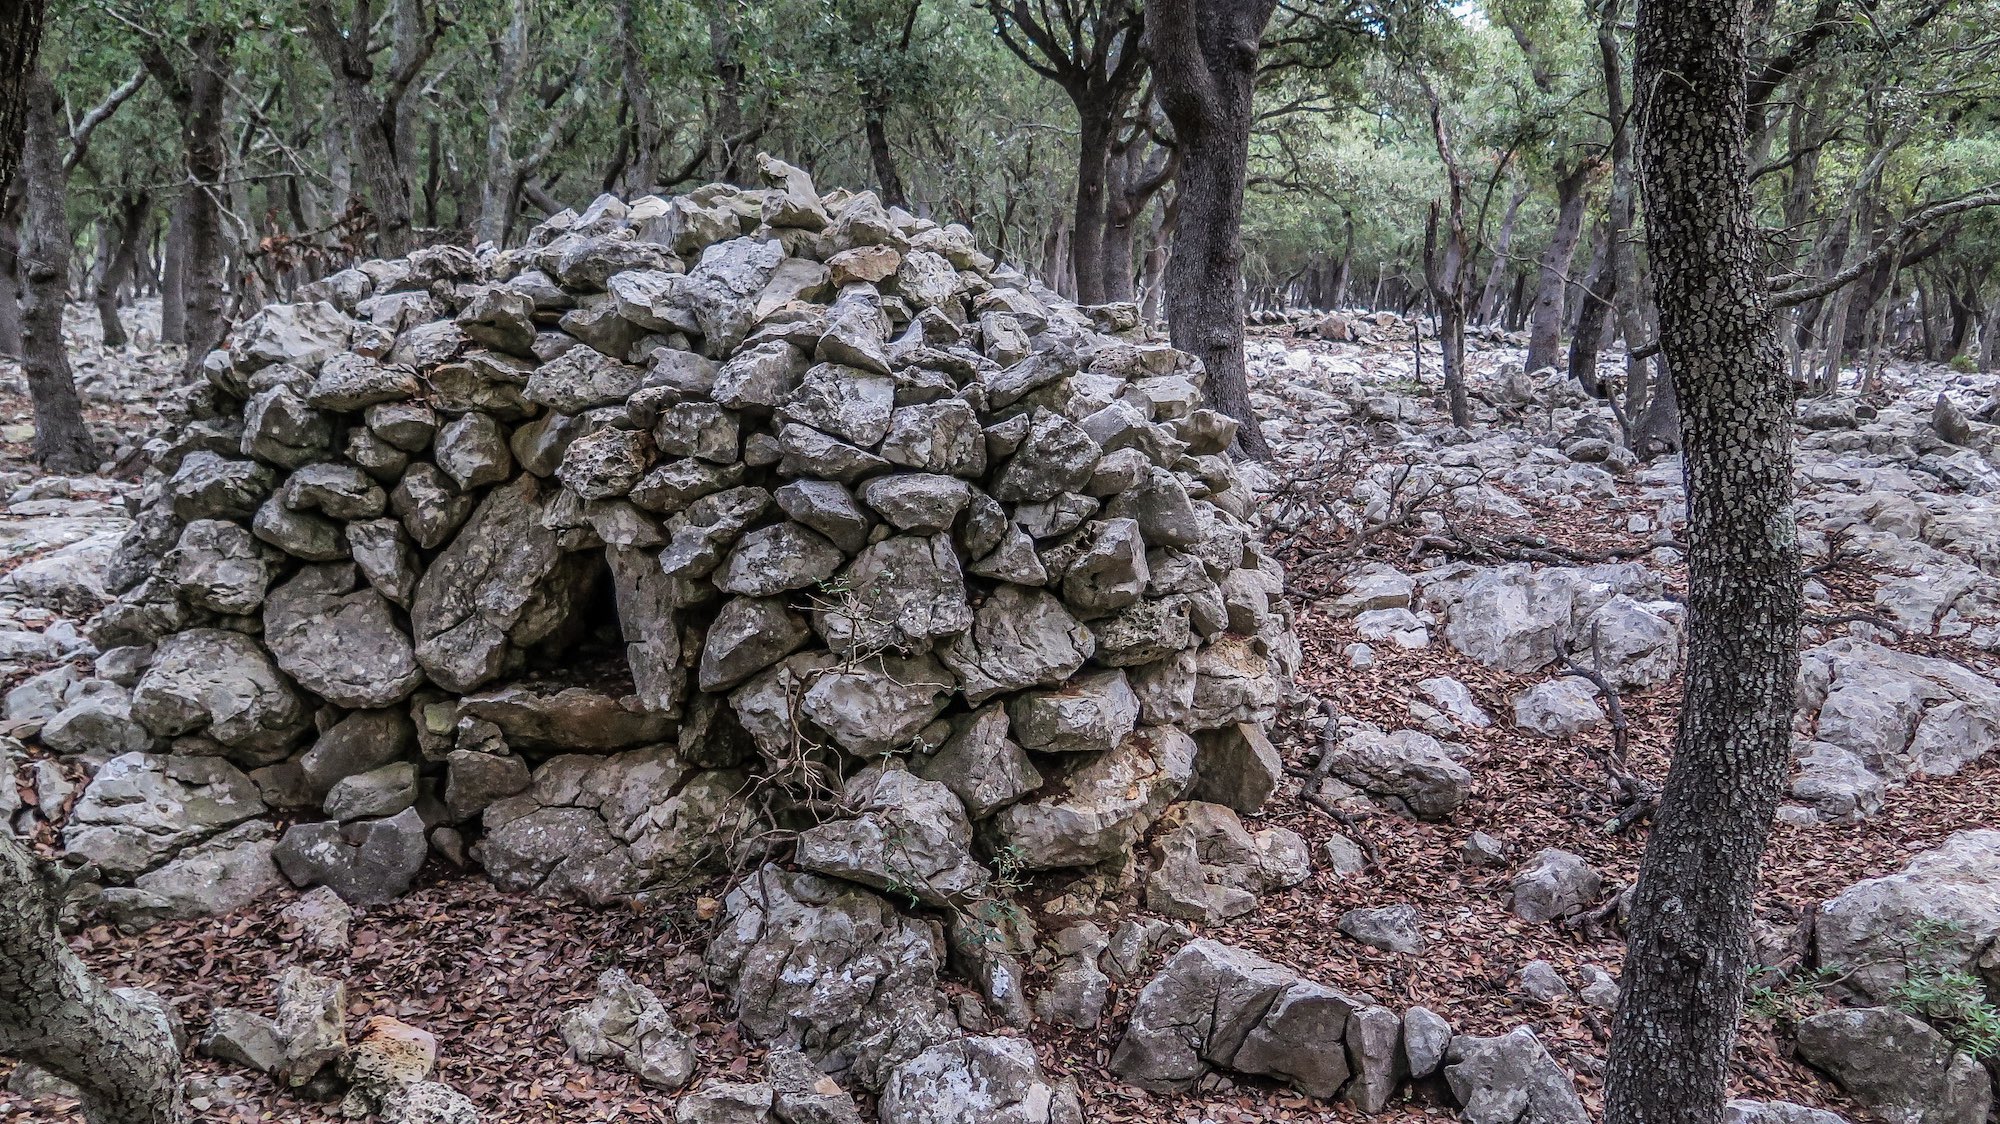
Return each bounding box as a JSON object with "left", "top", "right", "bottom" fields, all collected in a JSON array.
[{"left": 3, "top": 303, "right": 1993, "bottom": 1123}]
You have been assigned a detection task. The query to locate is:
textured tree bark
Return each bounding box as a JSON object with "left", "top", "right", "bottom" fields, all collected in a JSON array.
[
  {"left": 92, "top": 192, "right": 149, "bottom": 350},
  {"left": 0, "top": 211, "right": 23, "bottom": 358},
  {"left": 1605, "top": 4, "right": 1802, "bottom": 1124},
  {"left": 614, "top": 0, "right": 656, "bottom": 194},
  {"left": 0, "top": 832, "right": 185, "bottom": 1124},
  {"left": 864, "top": 101, "right": 908, "bottom": 209},
  {"left": 1147, "top": 0, "right": 1278, "bottom": 459},
  {"left": 19, "top": 71, "right": 96, "bottom": 473},
  {"left": 0, "top": 0, "right": 41, "bottom": 204},
  {"left": 1524, "top": 162, "right": 1590, "bottom": 372},
  {"left": 143, "top": 28, "right": 232, "bottom": 370},
  {"left": 987, "top": 2, "right": 1146, "bottom": 308},
  {"left": 1101, "top": 130, "right": 1175, "bottom": 304},
  {"left": 1568, "top": 213, "right": 1617, "bottom": 395},
  {"left": 1475, "top": 183, "right": 1528, "bottom": 324},
  {"left": 157, "top": 194, "right": 188, "bottom": 346},
  {"left": 304, "top": 0, "right": 417, "bottom": 257}
]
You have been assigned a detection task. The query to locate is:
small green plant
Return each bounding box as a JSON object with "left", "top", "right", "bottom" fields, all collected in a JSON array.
[
  {"left": 1745, "top": 964, "right": 1843, "bottom": 1027},
  {"left": 1950, "top": 354, "right": 1979, "bottom": 373},
  {"left": 1891, "top": 968, "right": 2000, "bottom": 1060}
]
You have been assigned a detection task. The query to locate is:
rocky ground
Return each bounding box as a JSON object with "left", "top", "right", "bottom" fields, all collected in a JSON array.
[{"left": 5, "top": 223, "right": 2000, "bottom": 1124}]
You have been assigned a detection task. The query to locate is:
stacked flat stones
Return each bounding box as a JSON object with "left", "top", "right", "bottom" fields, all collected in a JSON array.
[{"left": 94, "top": 155, "right": 1298, "bottom": 916}]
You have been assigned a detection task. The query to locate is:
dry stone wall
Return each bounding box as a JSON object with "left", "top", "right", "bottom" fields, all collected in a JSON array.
[{"left": 87, "top": 157, "right": 1298, "bottom": 951}]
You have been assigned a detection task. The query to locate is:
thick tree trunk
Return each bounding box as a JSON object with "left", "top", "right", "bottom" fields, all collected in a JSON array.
[
  {"left": 1069, "top": 108, "right": 1113, "bottom": 305},
  {"left": 0, "top": 833, "right": 185, "bottom": 1124},
  {"left": 0, "top": 0, "right": 41, "bottom": 204},
  {"left": 19, "top": 72, "right": 96, "bottom": 473},
  {"left": 305, "top": 0, "right": 415, "bottom": 257},
  {"left": 1524, "top": 163, "right": 1590, "bottom": 372},
  {"left": 1148, "top": 0, "right": 1278, "bottom": 459},
  {"left": 1605, "top": 7, "right": 1802, "bottom": 1124}
]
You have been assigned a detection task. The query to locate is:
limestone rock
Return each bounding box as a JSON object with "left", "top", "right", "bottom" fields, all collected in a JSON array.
[
  {"left": 706, "top": 866, "right": 956, "bottom": 1092},
  {"left": 1795, "top": 1007, "right": 1989, "bottom": 1124},
  {"left": 1444, "top": 1028, "right": 1589, "bottom": 1124}
]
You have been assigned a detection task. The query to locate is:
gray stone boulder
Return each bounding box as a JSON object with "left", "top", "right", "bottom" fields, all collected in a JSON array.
[
  {"left": 939, "top": 585, "right": 1094, "bottom": 704},
  {"left": 560, "top": 968, "right": 695, "bottom": 1090},
  {"left": 1338, "top": 904, "right": 1426, "bottom": 954},
  {"left": 96, "top": 820, "right": 284, "bottom": 927},
  {"left": 1144, "top": 801, "right": 1311, "bottom": 925},
  {"left": 478, "top": 746, "right": 748, "bottom": 903},
  {"left": 1110, "top": 939, "right": 1364, "bottom": 1100},
  {"left": 1795, "top": 1007, "right": 1990, "bottom": 1124},
  {"left": 63, "top": 753, "right": 268, "bottom": 877},
  {"left": 983, "top": 725, "right": 1196, "bottom": 869},
  {"left": 705, "top": 866, "right": 956, "bottom": 1092},
  {"left": 1006, "top": 668, "right": 1138, "bottom": 754},
  {"left": 410, "top": 475, "right": 594, "bottom": 692},
  {"left": 1443, "top": 1027, "right": 1589, "bottom": 1124},
  {"left": 168, "top": 519, "right": 270, "bottom": 614},
  {"left": 1188, "top": 722, "right": 1284, "bottom": 815},
  {"left": 795, "top": 767, "right": 988, "bottom": 906},
  {"left": 1511, "top": 679, "right": 1606, "bottom": 738},
  {"left": 1510, "top": 849, "right": 1603, "bottom": 923},
  {"left": 273, "top": 807, "right": 428, "bottom": 905},
  {"left": 816, "top": 535, "right": 970, "bottom": 655},
  {"left": 265, "top": 564, "right": 426, "bottom": 709},
  {"left": 910, "top": 705, "right": 1041, "bottom": 819},
  {"left": 130, "top": 629, "right": 309, "bottom": 762},
  {"left": 879, "top": 1037, "right": 1082, "bottom": 1124},
  {"left": 1725, "top": 1102, "right": 1852, "bottom": 1124},
  {"left": 1325, "top": 726, "right": 1471, "bottom": 821},
  {"left": 797, "top": 653, "right": 954, "bottom": 757},
  {"left": 1815, "top": 830, "right": 2000, "bottom": 1004}
]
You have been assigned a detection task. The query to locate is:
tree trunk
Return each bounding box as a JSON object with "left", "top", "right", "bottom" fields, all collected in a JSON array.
[
  {"left": 158, "top": 193, "right": 187, "bottom": 345},
  {"left": 1475, "top": 184, "right": 1528, "bottom": 325},
  {"left": 93, "top": 192, "right": 148, "bottom": 350},
  {"left": 1604, "top": 8, "right": 1802, "bottom": 1124},
  {"left": 0, "top": 0, "right": 41, "bottom": 205},
  {"left": 0, "top": 833, "right": 186, "bottom": 1124},
  {"left": 1139, "top": 196, "right": 1171, "bottom": 322},
  {"left": 19, "top": 72, "right": 96, "bottom": 473},
  {"left": 709, "top": 5, "right": 750, "bottom": 181},
  {"left": 864, "top": 99, "right": 908, "bottom": 209},
  {"left": 1524, "top": 163, "right": 1590, "bottom": 372},
  {"left": 305, "top": 0, "right": 415, "bottom": 257},
  {"left": 1069, "top": 107, "right": 1113, "bottom": 305},
  {"left": 1102, "top": 129, "right": 1175, "bottom": 305},
  {"left": 478, "top": 0, "right": 530, "bottom": 245},
  {"left": 1569, "top": 213, "right": 1617, "bottom": 394},
  {"left": 614, "top": 0, "right": 656, "bottom": 194},
  {"left": 0, "top": 208, "right": 22, "bottom": 358},
  {"left": 1148, "top": 0, "right": 1278, "bottom": 459},
  {"left": 1982, "top": 293, "right": 2000, "bottom": 372},
  {"left": 179, "top": 34, "right": 231, "bottom": 374}
]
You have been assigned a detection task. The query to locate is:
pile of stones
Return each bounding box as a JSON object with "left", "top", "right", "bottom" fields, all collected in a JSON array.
[{"left": 61, "top": 158, "right": 1303, "bottom": 1108}]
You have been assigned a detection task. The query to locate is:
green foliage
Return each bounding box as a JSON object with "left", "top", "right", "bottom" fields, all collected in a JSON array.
[{"left": 1891, "top": 968, "right": 2000, "bottom": 1060}]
